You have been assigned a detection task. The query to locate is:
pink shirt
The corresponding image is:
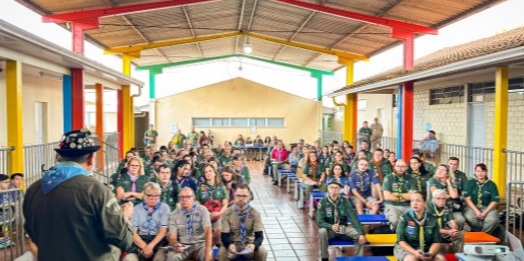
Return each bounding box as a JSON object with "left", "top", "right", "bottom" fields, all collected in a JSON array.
[{"left": 271, "top": 148, "right": 289, "bottom": 162}]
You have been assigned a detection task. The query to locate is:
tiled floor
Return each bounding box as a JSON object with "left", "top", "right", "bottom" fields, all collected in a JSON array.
[{"left": 248, "top": 161, "right": 365, "bottom": 261}]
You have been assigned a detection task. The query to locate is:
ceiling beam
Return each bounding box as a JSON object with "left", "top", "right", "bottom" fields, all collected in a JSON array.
[
  {"left": 182, "top": 6, "right": 204, "bottom": 58},
  {"left": 272, "top": 0, "right": 438, "bottom": 35},
  {"left": 136, "top": 54, "right": 334, "bottom": 75},
  {"left": 42, "top": 0, "right": 218, "bottom": 24},
  {"left": 234, "top": 0, "right": 246, "bottom": 54},
  {"left": 105, "top": 31, "right": 368, "bottom": 61}
]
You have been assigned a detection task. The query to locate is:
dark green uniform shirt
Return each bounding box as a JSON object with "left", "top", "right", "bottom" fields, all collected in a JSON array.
[
  {"left": 463, "top": 179, "right": 500, "bottom": 207},
  {"left": 159, "top": 181, "right": 181, "bottom": 211},
  {"left": 423, "top": 162, "right": 436, "bottom": 176},
  {"left": 327, "top": 160, "right": 351, "bottom": 174},
  {"left": 396, "top": 210, "right": 441, "bottom": 252},
  {"left": 234, "top": 166, "right": 251, "bottom": 185},
  {"left": 317, "top": 196, "right": 364, "bottom": 236},
  {"left": 219, "top": 155, "right": 232, "bottom": 166},
  {"left": 303, "top": 162, "right": 325, "bottom": 182},
  {"left": 408, "top": 170, "right": 432, "bottom": 195},
  {"left": 453, "top": 170, "right": 469, "bottom": 196},
  {"left": 116, "top": 174, "right": 150, "bottom": 205},
  {"left": 369, "top": 159, "right": 393, "bottom": 182},
  {"left": 196, "top": 183, "right": 228, "bottom": 204},
  {"left": 426, "top": 200, "right": 454, "bottom": 229},
  {"left": 382, "top": 174, "right": 416, "bottom": 206}
]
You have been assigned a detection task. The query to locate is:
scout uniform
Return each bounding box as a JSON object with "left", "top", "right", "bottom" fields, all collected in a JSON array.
[
  {"left": 196, "top": 182, "right": 228, "bottom": 227},
  {"left": 453, "top": 170, "right": 469, "bottom": 196},
  {"left": 327, "top": 160, "right": 351, "bottom": 175},
  {"left": 382, "top": 174, "right": 417, "bottom": 227},
  {"left": 423, "top": 161, "right": 436, "bottom": 176},
  {"left": 318, "top": 153, "right": 331, "bottom": 166},
  {"left": 427, "top": 177, "right": 466, "bottom": 228},
  {"left": 219, "top": 154, "right": 233, "bottom": 167},
  {"left": 167, "top": 204, "right": 211, "bottom": 261},
  {"left": 218, "top": 205, "right": 267, "bottom": 261},
  {"left": 325, "top": 175, "right": 349, "bottom": 189},
  {"left": 463, "top": 178, "right": 500, "bottom": 233},
  {"left": 394, "top": 210, "right": 441, "bottom": 260},
  {"left": 426, "top": 200, "right": 464, "bottom": 253},
  {"left": 317, "top": 193, "right": 366, "bottom": 258},
  {"left": 407, "top": 170, "right": 432, "bottom": 196},
  {"left": 187, "top": 131, "right": 199, "bottom": 147},
  {"left": 348, "top": 169, "right": 380, "bottom": 205},
  {"left": 116, "top": 174, "right": 150, "bottom": 205},
  {"left": 159, "top": 181, "right": 181, "bottom": 211},
  {"left": 303, "top": 162, "right": 326, "bottom": 194},
  {"left": 127, "top": 202, "right": 170, "bottom": 260},
  {"left": 173, "top": 175, "right": 199, "bottom": 193},
  {"left": 233, "top": 166, "right": 251, "bottom": 185},
  {"left": 369, "top": 159, "right": 393, "bottom": 183}
]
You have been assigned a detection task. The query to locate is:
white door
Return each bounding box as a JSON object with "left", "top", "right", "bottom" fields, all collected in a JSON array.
[
  {"left": 34, "top": 102, "right": 45, "bottom": 144},
  {"left": 467, "top": 102, "right": 486, "bottom": 175}
]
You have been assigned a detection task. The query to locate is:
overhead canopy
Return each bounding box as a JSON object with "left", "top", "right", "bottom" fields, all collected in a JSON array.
[{"left": 16, "top": 0, "right": 504, "bottom": 72}]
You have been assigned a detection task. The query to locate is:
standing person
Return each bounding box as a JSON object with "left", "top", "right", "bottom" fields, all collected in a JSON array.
[
  {"left": 207, "top": 130, "right": 215, "bottom": 146},
  {"left": 219, "top": 184, "right": 267, "bottom": 261},
  {"left": 125, "top": 182, "right": 170, "bottom": 261},
  {"left": 187, "top": 127, "right": 199, "bottom": 148},
  {"left": 171, "top": 129, "right": 186, "bottom": 149},
  {"left": 144, "top": 124, "right": 159, "bottom": 146},
  {"left": 23, "top": 129, "right": 134, "bottom": 261},
  {"left": 166, "top": 188, "right": 213, "bottom": 261},
  {"left": 358, "top": 121, "right": 372, "bottom": 147},
  {"left": 382, "top": 159, "right": 417, "bottom": 228},
  {"left": 317, "top": 180, "right": 367, "bottom": 261},
  {"left": 198, "top": 131, "right": 209, "bottom": 148},
  {"left": 394, "top": 191, "right": 445, "bottom": 261},
  {"left": 370, "top": 117, "right": 384, "bottom": 150}
]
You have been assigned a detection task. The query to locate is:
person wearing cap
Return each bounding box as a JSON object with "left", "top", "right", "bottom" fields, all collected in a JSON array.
[
  {"left": 317, "top": 179, "right": 367, "bottom": 261},
  {"left": 23, "top": 129, "right": 134, "bottom": 261}
]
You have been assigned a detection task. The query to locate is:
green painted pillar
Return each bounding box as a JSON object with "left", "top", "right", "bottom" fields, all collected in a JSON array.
[
  {"left": 311, "top": 71, "right": 323, "bottom": 101},
  {"left": 149, "top": 69, "right": 162, "bottom": 99}
]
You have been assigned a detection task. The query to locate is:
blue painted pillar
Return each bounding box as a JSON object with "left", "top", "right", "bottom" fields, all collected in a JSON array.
[
  {"left": 396, "top": 84, "right": 403, "bottom": 159},
  {"left": 62, "top": 74, "right": 72, "bottom": 132}
]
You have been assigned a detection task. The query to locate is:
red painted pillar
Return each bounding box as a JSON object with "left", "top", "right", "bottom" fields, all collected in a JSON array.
[
  {"left": 71, "top": 69, "right": 85, "bottom": 129},
  {"left": 117, "top": 89, "right": 124, "bottom": 158},
  {"left": 71, "top": 20, "right": 98, "bottom": 55},
  {"left": 393, "top": 29, "right": 415, "bottom": 160}
]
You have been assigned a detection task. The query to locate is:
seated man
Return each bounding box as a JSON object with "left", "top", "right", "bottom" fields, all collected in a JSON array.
[
  {"left": 317, "top": 180, "right": 367, "bottom": 261},
  {"left": 348, "top": 158, "right": 383, "bottom": 214},
  {"left": 382, "top": 160, "right": 417, "bottom": 229},
  {"left": 419, "top": 130, "right": 438, "bottom": 155},
  {"left": 219, "top": 184, "right": 267, "bottom": 261},
  {"left": 427, "top": 189, "right": 464, "bottom": 253},
  {"left": 167, "top": 188, "right": 212, "bottom": 261}
]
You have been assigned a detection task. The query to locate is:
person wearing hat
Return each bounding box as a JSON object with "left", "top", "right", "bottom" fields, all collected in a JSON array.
[
  {"left": 317, "top": 179, "right": 367, "bottom": 261},
  {"left": 23, "top": 129, "right": 135, "bottom": 261}
]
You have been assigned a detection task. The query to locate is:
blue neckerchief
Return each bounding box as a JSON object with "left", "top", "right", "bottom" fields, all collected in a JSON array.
[
  {"left": 182, "top": 203, "right": 197, "bottom": 236},
  {"left": 142, "top": 202, "right": 161, "bottom": 235},
  {"left": 234, "top": 204, "right": 251, "bottom": 244},
  {"left": 41, "top": 162, "right": 89, "bottom": 195}
]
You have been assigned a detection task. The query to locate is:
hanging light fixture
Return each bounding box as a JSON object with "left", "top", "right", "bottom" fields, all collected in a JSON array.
[{"left": 243, "top": 37, "right": 252, "bottom": 54}]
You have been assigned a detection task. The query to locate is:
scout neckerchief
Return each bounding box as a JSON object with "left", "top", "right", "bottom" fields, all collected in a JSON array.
[
  {"left": 127, "top": 173, "right": 138, "bottom": 192},
  {"left": 358, "top": 171, "right": 368, "bottom": 192},
  {"left": 182, "top": 203, "right": 197, "bottom": 236},
  {"left": 476, "top": 178, "right": 488, "bottom": 208},
  {"left": 204, "top": 182, "right": 218, "bottom": 201},
  {"left": 142, "top": 202, "right": 161, "bottom": 235},
  {"left": 327, "top": 195, "right": 340, "bottom": 224},
  {"left": 234, "top": 204, "right": 251, "bottom": 244},
  {"left": 411, "top": 171, "right": 422, "bottom": 191},
  {"left": 433, "top": 203, "right": 445, "bottom": 228},
  {"left": 396, "top": 175, "right": 405, "bottom": 201},
  {"left": 410, "top": 209, "right": 427, "bottom": 251},
  {"left": 310, "top": 162, "right": 318, "bottom": 181},
  {"left": 175, "top": 175, "right": 189, "bottom": 188},
  {"left": 372, "top": 159, "right": 384, "bottom": 182},
  {"left": 160, "top": 181, "right": 173, "bottom": 203}
]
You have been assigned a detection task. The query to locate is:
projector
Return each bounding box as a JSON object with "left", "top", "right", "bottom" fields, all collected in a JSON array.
[{"left": 464, "top": 245, "right": 510, "bottom": 256}]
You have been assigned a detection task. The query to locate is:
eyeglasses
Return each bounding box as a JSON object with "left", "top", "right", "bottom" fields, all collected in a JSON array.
[
  {"left": 145, "top": 194, "right": 160, "bottom": 199},
  {"left": 179, "top": 195, "right": 193, "bottom": 200},
  {"left": 235, "top": 194, "right": 249, "bottom": 198}
]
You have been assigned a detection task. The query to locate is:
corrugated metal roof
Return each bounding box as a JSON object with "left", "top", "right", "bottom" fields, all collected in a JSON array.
[{"left": 16, "top": 0, "right": 505, "bottom": 72}]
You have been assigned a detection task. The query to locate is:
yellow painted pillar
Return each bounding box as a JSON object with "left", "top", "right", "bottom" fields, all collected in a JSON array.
[
  {"left": 493, "top": 66, "right": 508, "bottom": 195},
  {"left": 122, "top": 54, "right": 134, "bottom": 151},
  {"left": 6, "top": 61, "right": 24, "bottom": 176},
  {"left": 338, "top": 58, "right": 358, "bottom": 143}
]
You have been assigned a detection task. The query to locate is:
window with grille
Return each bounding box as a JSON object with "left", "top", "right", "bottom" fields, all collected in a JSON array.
[{"left": 430, "top": 86, "right": 465, "bottom": 105}]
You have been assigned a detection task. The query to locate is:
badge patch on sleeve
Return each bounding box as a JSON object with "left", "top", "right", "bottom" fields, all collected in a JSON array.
[{"left": 407, "top": 226, "right": 415, "bottom": 235}]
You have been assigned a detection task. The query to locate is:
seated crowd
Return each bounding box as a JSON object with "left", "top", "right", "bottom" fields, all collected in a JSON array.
[{"left": 9, "top": 125, "right": 505, "bottom": 261}]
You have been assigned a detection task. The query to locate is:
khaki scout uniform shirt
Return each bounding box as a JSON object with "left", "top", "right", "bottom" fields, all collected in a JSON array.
[
  {"left": 169, "top": 204, "right": 211, "bottom": 244},
  {"left": 221, "top": 206, "right": 263, "bottom": 244}
]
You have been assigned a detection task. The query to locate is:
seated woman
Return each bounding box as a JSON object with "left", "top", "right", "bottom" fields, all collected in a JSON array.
[
  {"left": 394, "top": 191, "right": 446, "bottom": 261},
  {"left": 182, "top": 154, "right": 202, "bottom": 182},
  {"left": 231, "top": 154, "right": 251, "bottom": 185},
  {"left": 427, "top": 189, "right": 464, "bottom": 253},
  {"left": 349, "top": 158, "right": 383, "bottom": 214},
  {"left": 302, "top": 151, "right": 326, "bottom": 195},
  {"left": 116, "top": 156, "right": 150, "bottom": 205},
  {"left": 125, "top": 182, "right": 170, "bottom": 261},
  {"left": 428, "top": 164, "right": 465, "bottom": 229},
  {"left": 221, "top": 166, "right": 245, "bottom": 206},
  {"left": 407, "top": 157, "right": 431, "bottom": 195},
  {"left": 463, "top": 163, "right": 501, "bottom": 234},
  {"left": 171, "top": 160, "right": 199, "bottom": 192},
  {"left": 324, "top": 163, "right": 349, "bottom": 195},
  {"left": 196, "top": 164, "right": 229, "bottom": 246},
  {"left": 327, "top": 151, "right": 351, "bottom": 176}
]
